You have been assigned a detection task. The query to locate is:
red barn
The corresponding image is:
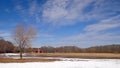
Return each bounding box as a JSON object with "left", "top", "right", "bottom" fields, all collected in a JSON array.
[{"left": 35, "top": 48, "right": 42, "bottom": 53}]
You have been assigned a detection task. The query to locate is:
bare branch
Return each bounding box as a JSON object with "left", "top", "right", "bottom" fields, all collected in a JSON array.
[{"left": 13, "top": 23, "right": 36, "bottom": 59}]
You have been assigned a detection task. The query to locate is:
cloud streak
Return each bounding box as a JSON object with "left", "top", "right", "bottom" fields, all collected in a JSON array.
[
  {"left": 14, "top": 0, "right": 120, "bottom": 27},
  {"left": 42, "top": 0, "right": 120, "bottom": 26},
  {"left": 85, "top": 15, "right": 120, "bottom": 32}
]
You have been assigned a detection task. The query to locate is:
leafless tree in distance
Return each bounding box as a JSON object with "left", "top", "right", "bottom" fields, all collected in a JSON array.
[{"left": 13, "top": 23, "right": 36, "bottom": 59}]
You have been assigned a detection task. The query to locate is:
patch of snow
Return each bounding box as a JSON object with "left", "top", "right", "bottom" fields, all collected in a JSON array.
[{"left": 0, "top": 59, "right": 120, "bottom": 68}]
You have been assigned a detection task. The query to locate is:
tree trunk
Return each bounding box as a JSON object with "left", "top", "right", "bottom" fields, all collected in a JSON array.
[
  {"left": 20, "top": 44, "right": 23, "bottom": 59},
  {"left": 20, "top": 49, "right": 22, "bottom": 59}
]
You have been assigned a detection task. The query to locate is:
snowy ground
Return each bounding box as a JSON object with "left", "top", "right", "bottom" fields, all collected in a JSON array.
[
  {"left": 0, "top": 59, "right": 120, "bottom": 68},
  {"left": 0, "top": 53, "right": 120, "bottom": 68}
]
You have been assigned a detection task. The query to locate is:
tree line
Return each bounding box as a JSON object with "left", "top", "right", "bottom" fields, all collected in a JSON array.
[
  {"left": 0, "top": 38, "right": 14, "bottom": 53},
  {"left": 38, "top": 45, "right": 120, "bottom": 53},
  {"left": 0, "top": 38, "right": 120, "bottom": 53}
]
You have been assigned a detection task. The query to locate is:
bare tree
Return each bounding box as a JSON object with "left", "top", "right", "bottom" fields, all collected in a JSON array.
[{"left": 13, "top": 24, "right": 36, "bottom": 59}]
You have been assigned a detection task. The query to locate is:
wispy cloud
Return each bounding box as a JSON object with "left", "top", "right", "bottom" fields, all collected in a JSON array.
[
  {"left": 42, "top": 0, "right": 94, "bottom": 26},
  {"left": 13, "top": 0, "right": 120, "bottom": 27},
  {"left": 60, "top": 32, "right": 120, "bottom": 47},
  {"left": 85, "top": 15, "right": 120, "bottom": 32},
  {"left": 37, "top": 33, "right": 54, "bottom": 38},
  {"left": 14, "top": 0, "right": 41, "bottom": 23},
  {"left": 42, "top": 0, "right": 120, "bottom": 26},
  {"left": 0, "top": 32, "right": 10, "bottom": 37},
  {"left": 0, "top": 31, "right": 12, "bottom": 41}
]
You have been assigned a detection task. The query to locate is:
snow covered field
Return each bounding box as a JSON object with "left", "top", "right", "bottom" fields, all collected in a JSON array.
[
  {"left": 0, "top": 59, "right": 120, "bottom": 68},
  {"left": 0, "top": 53, "right": 120, "bottom": 68}
]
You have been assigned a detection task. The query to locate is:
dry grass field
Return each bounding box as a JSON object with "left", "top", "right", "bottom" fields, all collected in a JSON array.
[
  {"left": 0, "top": 58, "right": 58, "bottom": 63},
  {"left": 37, "top": 53, "right": 120, "bottom": 59}
]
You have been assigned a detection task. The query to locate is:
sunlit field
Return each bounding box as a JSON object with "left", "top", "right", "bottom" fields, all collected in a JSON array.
[{"left": 35, "top": 53, "right": 120, "bottom": 59}]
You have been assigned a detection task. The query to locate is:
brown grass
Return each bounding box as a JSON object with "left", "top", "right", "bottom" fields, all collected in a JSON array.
[
  {"left": 0, "top": 58, "right": 58, "bottom": 63},
  {"left": 36, "top": 53, "right": 120, "bottom": 59}
]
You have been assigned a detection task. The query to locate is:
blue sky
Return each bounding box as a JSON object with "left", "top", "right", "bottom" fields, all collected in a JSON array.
[{"left": 0, "top": 0, "right": 120, "bottom": 48}]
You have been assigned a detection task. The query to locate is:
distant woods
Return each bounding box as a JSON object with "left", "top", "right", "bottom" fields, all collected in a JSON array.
[
  {"left": 39, "top": 45, "right": 120, "bottom": 53},
  {"left": 0, "top": 38, "right": 120, "bottom": 53},
  {"left": 0, "top": 38, "right": 14, "bottom": 53}
]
